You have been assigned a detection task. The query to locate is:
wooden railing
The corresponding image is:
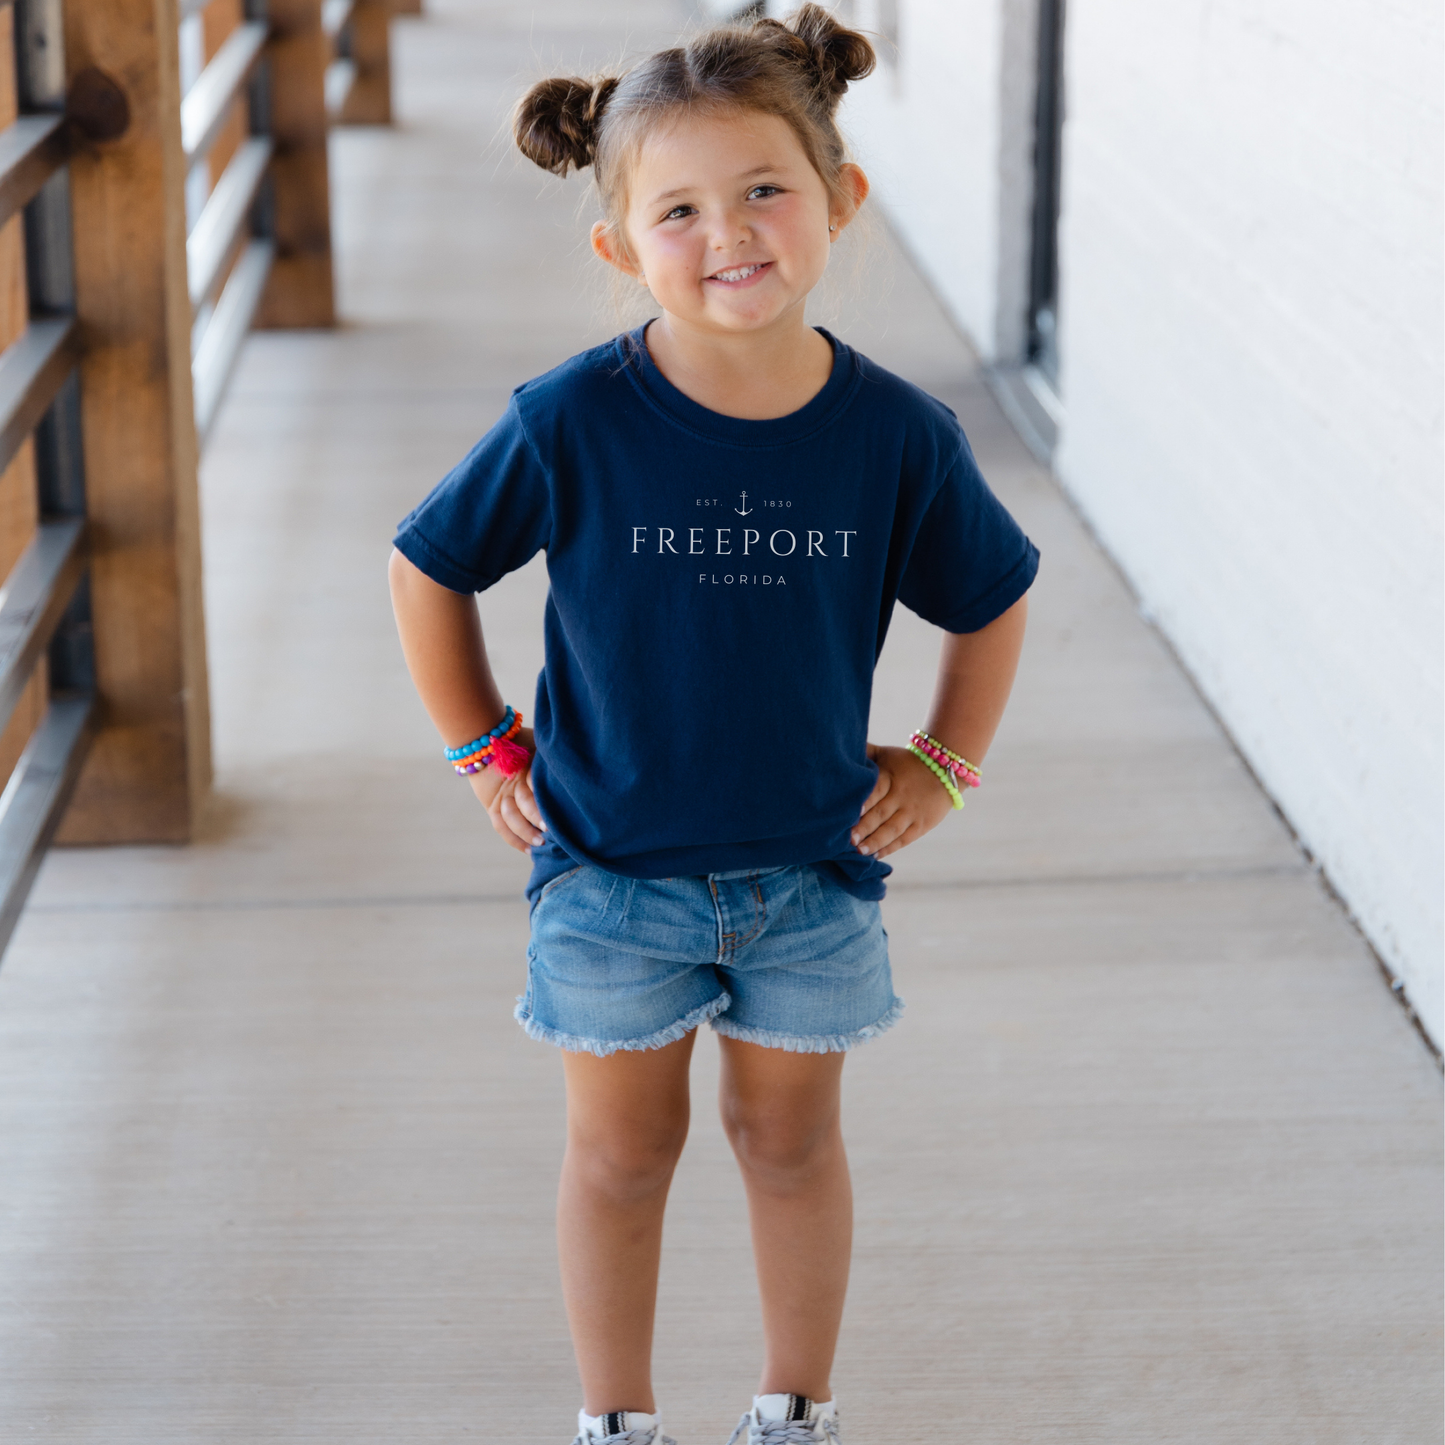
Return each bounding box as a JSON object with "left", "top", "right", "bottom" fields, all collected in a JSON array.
[
  {"left": 0, "top": 0, "right": 398, "bottom": 959},
  {"left": 323, "top": 0, "right": 392, "bottom": 124}
]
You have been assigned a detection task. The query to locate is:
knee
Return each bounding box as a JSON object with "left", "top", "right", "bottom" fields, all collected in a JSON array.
[
  {"left": 721, "top": 1100, "right": 838, "bottom": 1191},
  {"left": 569, "top": 1114, "right": 688, "bottom": 1203}
]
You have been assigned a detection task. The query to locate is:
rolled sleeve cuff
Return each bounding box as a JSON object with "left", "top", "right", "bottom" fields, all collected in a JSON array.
[
  {"left": 932, "top": 542, "right": 1039, "bottom": 634},
  {"left": 392, "top": 525, "right": 486, "bottom": 595}
]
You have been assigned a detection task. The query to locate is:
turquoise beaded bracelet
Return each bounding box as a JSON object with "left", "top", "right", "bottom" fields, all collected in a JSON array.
[{"left": 445, "top": 706, "right": 515, "bottom": 762}]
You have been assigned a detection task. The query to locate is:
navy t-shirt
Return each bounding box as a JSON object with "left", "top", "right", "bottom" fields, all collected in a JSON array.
[{"left": 394, "top": 326, "right": 1038, "bottom": 901}]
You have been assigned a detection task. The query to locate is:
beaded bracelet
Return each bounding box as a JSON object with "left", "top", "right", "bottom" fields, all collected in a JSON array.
[
  {"left": 452, "top": 715, "right": 525, "bottom": 774},
  {"left": 446, "top": 707, "right": 531, "bottom": 777},
  {"left": 908, "top": 729, "right": 982, "bottom": 788},
  {"left": 911, "top": 737, "right": 981, "bottom": 788},
  {"left": 906, "top": 743, "right": 965, "bottom": 809},
  {"left": 451, "top": 712, "right": 522, "bottom": 768},
  {"left": 445, "top": 707, "right": 515, "bottom": 761}
]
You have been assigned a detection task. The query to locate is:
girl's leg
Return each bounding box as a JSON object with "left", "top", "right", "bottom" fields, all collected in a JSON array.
[
  {"left": 558, "top": 1031, "right": 696, "bottom": 1415},
  {"left": 717, "top": 1037, "right": 851, "bottom": 1402}
]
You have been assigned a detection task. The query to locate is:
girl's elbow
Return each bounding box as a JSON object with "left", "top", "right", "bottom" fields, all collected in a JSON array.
[{"left": 389, "top": 546, "right": 430, "bottom": 604}]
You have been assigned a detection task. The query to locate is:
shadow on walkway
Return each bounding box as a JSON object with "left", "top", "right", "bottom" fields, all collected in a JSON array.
[{"left": 0, "top": 3, "right": 1438, "bottom": 1442}]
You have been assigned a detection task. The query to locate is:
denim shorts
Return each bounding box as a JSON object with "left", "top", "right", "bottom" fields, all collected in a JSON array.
[{"left": 516, "top": 863, "right": 902, "bottom": 1057}]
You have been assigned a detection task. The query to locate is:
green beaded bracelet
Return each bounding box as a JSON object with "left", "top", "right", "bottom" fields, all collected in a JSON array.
[{"left": 906, "top": 742, "right": 965, "bottom": 809}]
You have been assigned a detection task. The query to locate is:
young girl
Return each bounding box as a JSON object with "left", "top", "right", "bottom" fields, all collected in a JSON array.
[{"left": 389, "top": 8, "right": 1035, "bottom": 1443}]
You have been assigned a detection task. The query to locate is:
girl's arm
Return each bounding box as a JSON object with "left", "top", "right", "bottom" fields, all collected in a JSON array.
[
  {"left": 388, "top": 549, "right": 546, "bottom": 853},
  {"left": 853, "top": 594, "right": 1029, "bottom": 861}
]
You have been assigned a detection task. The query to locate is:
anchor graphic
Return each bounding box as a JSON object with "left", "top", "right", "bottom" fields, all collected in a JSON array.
[{"left": 735, "top": 490, "right": 753, "bottom": 516}]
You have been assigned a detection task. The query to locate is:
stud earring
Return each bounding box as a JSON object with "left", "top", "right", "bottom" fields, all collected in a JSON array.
[{"left": 828, "top": 224, "right": 837, "bottom": 232}]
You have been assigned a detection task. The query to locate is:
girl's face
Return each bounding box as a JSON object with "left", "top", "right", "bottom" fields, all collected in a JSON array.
[{"left": 595, "top": 109, "right": 865, "bottom": 336}]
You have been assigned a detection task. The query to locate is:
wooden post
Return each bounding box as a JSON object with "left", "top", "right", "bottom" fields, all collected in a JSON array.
[
  {"left": 335, "top": 0, "right": 391, "bottom": 125},
  {"left": 54, "top": 0, "right": 211, "bottom": 843},
  {"left": 390, "top": 0, "right": 422, "bottom": 15},
  {"left": 255, "top": 0, "right": 335, "bottom": 328}
]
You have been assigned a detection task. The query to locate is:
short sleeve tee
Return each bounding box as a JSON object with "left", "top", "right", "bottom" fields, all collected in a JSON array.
[{"left": 394, "top": 326, "right": 1038, "bottom": 900}]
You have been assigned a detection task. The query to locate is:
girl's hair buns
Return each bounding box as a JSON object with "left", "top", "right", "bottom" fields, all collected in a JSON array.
[
  {"left": 761, "top": 3, "right": 876, "bottom": 104},
  {"left": 514, "top": 74, "right": 620, "bottom": 177},
  {"left": 513, "top": 4, "right": 875, "bottom": 241}
]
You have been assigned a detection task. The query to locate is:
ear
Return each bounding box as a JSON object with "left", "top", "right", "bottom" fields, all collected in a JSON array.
[
  {"left": 591, "top": 221, "right": 647, "bottom": 284},
  {"left": 829, "top": 163, "right": 871, "bottom": 237}
]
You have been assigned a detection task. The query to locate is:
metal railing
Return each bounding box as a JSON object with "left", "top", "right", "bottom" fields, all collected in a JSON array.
[{"left": 182, "top": 4, "right": 275, "bottom": 440}]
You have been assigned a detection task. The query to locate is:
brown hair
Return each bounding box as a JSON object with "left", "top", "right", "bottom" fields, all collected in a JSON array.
[{"left": 513, "top": 4, "right": 874, "bottom": 258}]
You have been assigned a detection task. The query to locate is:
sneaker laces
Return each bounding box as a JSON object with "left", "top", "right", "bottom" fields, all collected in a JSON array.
[
  {"left": 573, "top": 1432, "right": 677, "bottom": 1445},
  {"left": 727, "top": 1414, "right": 840, "bottom": 1445}
]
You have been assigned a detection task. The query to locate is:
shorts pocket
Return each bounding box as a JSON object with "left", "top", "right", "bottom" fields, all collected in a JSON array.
[
  {"left": 537, "top": 865, "right": 584, "bottom": 901},
  {"left": 529, "top": 863, "right": 637, "bottom": 943},
  {"left": 527, "top": 864, "right": 585, "bottom": 922}
]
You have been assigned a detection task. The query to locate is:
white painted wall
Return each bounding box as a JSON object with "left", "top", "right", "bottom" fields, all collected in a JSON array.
[
  {"left": 837, "top": 0, "right": 1018, "bottom": 359},
  {"left": 823, "top": 0, "right": 1444, "bottom": 1040},
  {"left": 706, "top": 1, "right": 1026, "bottom": 352},
  {"left": 1053, "top": 0, "right": 1444, "bottom": 1042}
]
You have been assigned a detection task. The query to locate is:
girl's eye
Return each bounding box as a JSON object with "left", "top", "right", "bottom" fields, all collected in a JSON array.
[
  {"left": 663, "top": 205, "right": 695, "bottom": 221},
  {"left": 747, "top": 185, "right": 781, "bottom": 200}
]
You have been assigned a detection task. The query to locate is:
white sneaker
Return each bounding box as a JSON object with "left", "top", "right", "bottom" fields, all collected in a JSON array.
[
  {"left": 726, "top": 1395, "right": 840, "bottom": 1445},
  {"left": 574, "top": 1409, "right": 678, "bottom": 1445}
]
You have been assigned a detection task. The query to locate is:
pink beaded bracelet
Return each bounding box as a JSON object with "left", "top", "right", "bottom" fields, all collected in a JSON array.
[
  {"left": 908, "top": 730, "right": 982, "bottom": 788},
  {"left": 906, "top": 744, "right": 965, "bottom": 808}
]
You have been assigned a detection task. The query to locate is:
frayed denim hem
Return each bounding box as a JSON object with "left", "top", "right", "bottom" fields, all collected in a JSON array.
[
  {"left": 710, "top": 996, "right": 905, "bottom": 1054},
  {"left": 514, "top": 991, "right": 731, "bottom": 1057}
]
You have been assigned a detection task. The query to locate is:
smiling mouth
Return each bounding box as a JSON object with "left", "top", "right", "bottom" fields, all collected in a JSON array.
[{"left": 707, "top": 262, "right": 771, "bottom": 283}]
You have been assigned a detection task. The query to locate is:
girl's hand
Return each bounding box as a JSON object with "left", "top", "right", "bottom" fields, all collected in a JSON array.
[
  {"left": 467, "top": 728, "right": 547, "bottom": 853},
  {"left": 851, "top": 743, "right": 955, "bottom": 860}
]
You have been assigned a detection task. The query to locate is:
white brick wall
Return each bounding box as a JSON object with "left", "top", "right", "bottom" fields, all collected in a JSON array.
[{"left": 1054, "top": 0, "right": 1444, "bottom": 1041}]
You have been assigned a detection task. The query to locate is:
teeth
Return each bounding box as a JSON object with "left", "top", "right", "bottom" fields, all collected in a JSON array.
[{"left": 712, "top": 264, "right": 763, "bottom": 282}]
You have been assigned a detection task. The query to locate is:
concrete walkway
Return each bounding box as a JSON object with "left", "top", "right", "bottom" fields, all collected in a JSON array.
[{"left": 0, "top": 3, "right": 1439, "bottom": 1441}]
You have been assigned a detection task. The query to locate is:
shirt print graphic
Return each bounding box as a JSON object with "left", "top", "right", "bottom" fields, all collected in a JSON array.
[{"left": 630, "top": 490, "right": 860, "bottom": 589}]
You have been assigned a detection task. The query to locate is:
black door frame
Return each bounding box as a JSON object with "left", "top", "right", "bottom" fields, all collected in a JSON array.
[{"left": 1027, "top": 0, "right": 1066, "bottom": 387}]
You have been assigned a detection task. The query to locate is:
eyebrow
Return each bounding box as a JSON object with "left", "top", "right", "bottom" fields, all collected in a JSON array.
[{"left": 647, "top": 164, "right": 783, "bottom": 205}]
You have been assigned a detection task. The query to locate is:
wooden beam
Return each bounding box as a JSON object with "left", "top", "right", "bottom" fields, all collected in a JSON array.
[
  {"left": 255, "top": 0, "right": 335, "bottom": 328},
  {"left": 54, "top": 0, "right": 212, "bottom": 844},
  {"left": 334, "top": 0, "right": 391, "bottom": 125}
]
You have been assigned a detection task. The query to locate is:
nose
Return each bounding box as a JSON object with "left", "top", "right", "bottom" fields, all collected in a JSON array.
[{"left": 709, "top": 204, "right": 751, "bottom": 251}]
